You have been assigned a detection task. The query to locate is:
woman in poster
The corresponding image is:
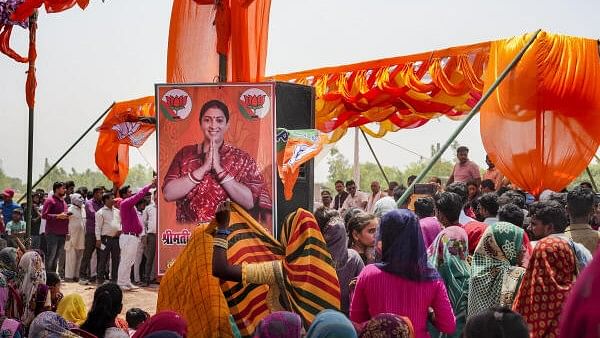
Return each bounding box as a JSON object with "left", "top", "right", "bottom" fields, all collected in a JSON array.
[{"left": 162, "top": 99, "right": 272, "bottom": 224}]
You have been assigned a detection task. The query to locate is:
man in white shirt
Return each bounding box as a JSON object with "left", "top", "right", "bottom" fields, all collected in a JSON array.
[
  {"left": 142, "top": 191, "right": 158, "bottom": 286},
  {"left": 95, "top": 193, "right": 121, "bottom": 284},
  {"left": 340, "top": 180, "right": 368, "bottom": 215},
  {"left": 366, "top": 181, "right": 385, "bottom": 213}
]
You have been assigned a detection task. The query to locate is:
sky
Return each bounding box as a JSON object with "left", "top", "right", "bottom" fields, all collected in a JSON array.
[{"left": 0, "top": 0, "right": 598, "bottom": 186}]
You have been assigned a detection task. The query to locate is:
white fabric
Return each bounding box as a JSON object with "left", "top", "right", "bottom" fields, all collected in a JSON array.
[
  {"left": 66, "top": 205, "right": 86, "bottom": 250},
  {"left": 65, "top": 248, "right": 83, "bottom": 279},
  {"left": 117, "top": 234, "right": 140, "bottom": 287},
  {"left": 142, "top": 204, "right": 157, "bottom": 234},
  {"left": 134, "top": 235, "right": 146, "bottom": 282},
  {"left": 366, "top": 191, "right": 385, "bottom": 213},
  {"left": 459, "top": 209, "right": 475, "bottom": 225}
]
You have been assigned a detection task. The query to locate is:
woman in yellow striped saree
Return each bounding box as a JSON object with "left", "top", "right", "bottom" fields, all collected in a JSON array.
[{"left": 212, "top": 201, "right": 341, "bottom": 337}]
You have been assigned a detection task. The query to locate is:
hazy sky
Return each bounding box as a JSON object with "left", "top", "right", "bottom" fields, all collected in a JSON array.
[{"left": 0, "top": 0, "right": 598, "bottom": 185}]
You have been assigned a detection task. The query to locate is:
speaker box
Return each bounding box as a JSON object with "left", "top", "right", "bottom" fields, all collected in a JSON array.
[{"left": 274, "top": 82, "right": 315, "bottom": 236}]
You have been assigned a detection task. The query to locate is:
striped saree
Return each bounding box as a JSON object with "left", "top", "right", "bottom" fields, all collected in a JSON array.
[{"left": 158, "top": 204, "right": 340, "bottom": 338}]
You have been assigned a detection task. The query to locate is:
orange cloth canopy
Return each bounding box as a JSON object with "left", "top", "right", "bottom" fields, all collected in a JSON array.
[
  {"left": 480, "top": 32, "right": 600, "bottom": 195},
  {"left": 271, "top": 42, "right": 491, "bottom": 142}
]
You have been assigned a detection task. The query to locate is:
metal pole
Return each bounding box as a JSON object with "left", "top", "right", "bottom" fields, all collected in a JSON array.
[
  {"left": 18, "top": 102, "right": 115, "bottom": 204},
  {"left": 25, "top": 12, "right": 38, "bottom": 237},
  {"left": 585, "top": 167, "right": 598, "bottom": 192},
  {"left": 26, "top": 107, "right": 34, "bottom": 235},
  {"left": 218, "top": 53, "right": 227, "bottom": 82},
  {"left": 397, "top": 29, "right": 542, "bottom": 207},
  {"left": 360, "top": 128, "right": 390, "bottom": 186},
  {"left": 353, "top": 127, "right": 360, "bottom": 188}
]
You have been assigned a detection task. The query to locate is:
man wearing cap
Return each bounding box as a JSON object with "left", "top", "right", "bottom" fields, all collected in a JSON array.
[
  {"left": 117, "top": 177, "right": 157, "bottom": 291},
  {"left": 1, "top": 188, "right": 20, "bottom": 229}
]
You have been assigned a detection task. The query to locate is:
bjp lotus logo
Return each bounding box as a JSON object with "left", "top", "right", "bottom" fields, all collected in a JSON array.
[
  {"left": 239, "top": 88, "right": 270, "bottom": 120},
  {"left": 160, "top": 89, "right": 192, "bottom": 121}
]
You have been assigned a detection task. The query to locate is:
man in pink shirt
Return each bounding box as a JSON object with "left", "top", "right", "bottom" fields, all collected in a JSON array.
[
  {"left": 447, "top": 146, "right": 481, "bottom": 186},
  {"left": 117, "top": 177, "right": 157, "bottom": 291}
]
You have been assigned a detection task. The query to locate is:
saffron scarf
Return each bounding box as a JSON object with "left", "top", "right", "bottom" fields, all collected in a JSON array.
[{"left": 513, "top": 236, "right": 576, "bottom": 338}]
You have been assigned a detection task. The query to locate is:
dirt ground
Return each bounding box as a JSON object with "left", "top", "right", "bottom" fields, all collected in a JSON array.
[{"left": 61, "top": 281, "right": 159, "bottom": 316}]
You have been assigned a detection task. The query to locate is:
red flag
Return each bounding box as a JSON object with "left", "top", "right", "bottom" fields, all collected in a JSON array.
[{"left": 11, "top": 0, "right": 88, "bottom": 22}]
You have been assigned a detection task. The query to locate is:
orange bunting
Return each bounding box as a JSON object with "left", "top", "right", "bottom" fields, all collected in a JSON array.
[
  {"left": 95, "top": 96, "right": 155, "bottom": 187},
  {"left": 270, "top": 42, "right": 490, "bottom": 142}
]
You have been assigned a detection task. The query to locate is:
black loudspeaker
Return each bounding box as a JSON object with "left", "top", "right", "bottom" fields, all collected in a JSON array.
[{"left": 274, "top": 82, "right": 315, "bottom": 235}]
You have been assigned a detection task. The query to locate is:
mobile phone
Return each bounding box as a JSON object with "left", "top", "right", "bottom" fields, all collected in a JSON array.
[{"left": 413, "top": 183, "right": 437, "bottom": 195}]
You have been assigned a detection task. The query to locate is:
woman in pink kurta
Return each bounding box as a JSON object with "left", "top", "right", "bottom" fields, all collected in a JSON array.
[{"left": 350, "top": 209, "right": 456, "bottom": 338}]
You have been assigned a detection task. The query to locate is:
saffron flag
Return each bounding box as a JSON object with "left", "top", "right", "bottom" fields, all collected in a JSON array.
[
  {"left": 95, "top": 96, "right": 155, "bottom": 187},
  {"left": 276, "top": 129, "right": 325, "bottom": 200}
]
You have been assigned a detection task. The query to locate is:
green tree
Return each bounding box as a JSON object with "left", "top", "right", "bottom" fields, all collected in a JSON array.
[{"left": 326, "top": 147, "right": 352, "bottom": 185}]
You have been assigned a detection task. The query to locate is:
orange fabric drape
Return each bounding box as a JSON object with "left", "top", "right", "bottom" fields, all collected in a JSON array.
[
  {"left": 95, "top": 97, "right": 155, "bottom": 187},
  {"left": 480, "top": 32, "right": 600, "bottom": 195},
  {"left": 167, "top": 0, "right": 271, "bottom": 83},
  {"left": 10, "top": 0, "right": 88, "bottom": 22},
  {"left": 270, "top": 42, "right": 490, "bottom": 142}
]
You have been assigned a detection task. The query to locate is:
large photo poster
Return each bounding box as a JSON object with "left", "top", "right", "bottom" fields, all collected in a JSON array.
[{"left": 156, "top": 83, "right": 275, "bottom": 275}]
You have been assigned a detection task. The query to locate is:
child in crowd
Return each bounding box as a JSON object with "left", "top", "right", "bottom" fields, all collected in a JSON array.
[
  {"left": 126, "top": 308, "right": 150, "bottom": 337},
  {"left": 5, "top": 208, "right": 26, "bottom": 248}
]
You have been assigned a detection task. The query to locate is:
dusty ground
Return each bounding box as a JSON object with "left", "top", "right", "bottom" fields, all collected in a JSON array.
[{"left": 62, "top": 281, "right": 159, "bottom": 316}]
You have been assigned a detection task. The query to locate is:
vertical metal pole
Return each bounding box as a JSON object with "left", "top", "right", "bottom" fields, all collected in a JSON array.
[
  {"left": 360, "top": 129, "right": 390, "bottom": 186},
  {"left": 397, "top": 29, "right": 542, "bottom": 207},
  {"left": 218, "top": 53, "right": 227, "bottom": 82},
  {"left": 585, "top": 167, "right": 598, "bottom": 192},
  {"left": 25, "top": 12, "right": 38, "bottom": 237},
  {"left": 353, "top": 127, "right": 360, "bottom": 188}
]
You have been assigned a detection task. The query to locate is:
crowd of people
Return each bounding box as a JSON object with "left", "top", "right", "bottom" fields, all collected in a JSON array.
[
  {"left": 3, "top": 145, "right": 600, "bottom": 337},
  {"left": 207, "top": 146, "right": 599, "bottom": 338},
  {"left": 0, "top": 178, "right": 192, "bottom": 337}
]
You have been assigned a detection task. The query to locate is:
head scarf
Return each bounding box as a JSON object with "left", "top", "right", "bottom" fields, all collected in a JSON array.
[
  {"left": 322, "top": 216, "right": 349, "bottom": 269},
  {"left": 69, "top": 193, "right": 84, "bottom": 207},
  {"left": 468, "top": 222, "right": 526, "bottom": 318},
  {"left": 306, "top": 309, "right": 358, "bottom": 338},
  {"left": 132, "top": 311, "right": 187, "bottom": 338},
  {"left": 359, "top": 313, "right": 415, "bottom": 338},
  {"left": 463, "top": 221, "right": 487, "bottom": 255},
  {"left": 322, "top": 216, "right": 364, "bottom": 314},
  {"left": 513, "top": 236, "right": 575, "bottom": 338},
  {"left": 253, "top": 311, "right": 302, "bottom": 338},
  {"left": 373, "top": 197, "right": 397, "bottom": 218},
  {"left": 0, "top": 248, "right": 18, "bottom": 282},
  {"left": 427, "top": 226, "right": 470, "bottom": 338},
  {"left": 29, "top": 311, "right": 79, "bottom": 338},
  {"left": 376, "top": 209, "right": 439, "bottom": 281},
  {"left": 0, "top": 318, "right": 22, "bottom": 338},
  {"left": 56, "top": 294, "right": 87, "bottom": 326},
  {"left": 16, "top": 251, "right": 46, "bottom": 326}
]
